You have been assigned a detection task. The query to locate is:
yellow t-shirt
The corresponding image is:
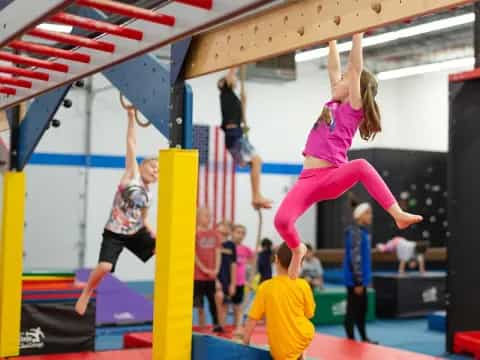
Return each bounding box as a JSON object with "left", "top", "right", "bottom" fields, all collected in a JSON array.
[{"left": 248, "top": 275, "right": 315, "bottom": 360}]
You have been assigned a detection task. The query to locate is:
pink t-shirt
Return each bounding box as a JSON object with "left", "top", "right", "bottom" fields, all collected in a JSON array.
[
  {"left": 303, "top": 100, "right": 364, "bottom": 166},
  {"left": 236, "top": 244, "right": 255, "bottom": 286}
]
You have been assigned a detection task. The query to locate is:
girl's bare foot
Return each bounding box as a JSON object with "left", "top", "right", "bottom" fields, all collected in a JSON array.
[
  {"left": 395, "top": 211, "right": 423, "bottom": 230},
  {"left": 252, "top": 195, "right": 272, "bottom": 210},
  {"left": 288, "top": 243, "right": 307, "bottom": 279},
  {"left": 75, "top": 291, "right": 91, "bottom": 316}
]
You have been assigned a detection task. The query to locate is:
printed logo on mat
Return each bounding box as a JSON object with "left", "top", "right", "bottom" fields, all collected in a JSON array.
[
  {"left": 114, "top": 312, "right": 135, "bottom": 321},
  {"left": 422, "top": 287, "right": 438, "bottom": 303},
  {"left": 332, "top": 300, "right": 347, "bottom": 316},
  {"left": 20, "top": 327, "right": 45, "bottom": 349}
]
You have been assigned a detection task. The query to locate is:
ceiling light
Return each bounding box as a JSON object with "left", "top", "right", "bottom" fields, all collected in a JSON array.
[
  {"left": 377, "top": 57, "right": 474, "bottom": 80},
  {"left": 295, "top": 13, "right": 475, "bottom": 63},
  {"left": 37, "top": 23, "right": 73, "bottom": 33}
]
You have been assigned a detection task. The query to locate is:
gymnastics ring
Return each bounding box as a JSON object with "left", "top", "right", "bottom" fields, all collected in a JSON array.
[{"left": 119, "top": 93, "right": 151, "bottom": 128}]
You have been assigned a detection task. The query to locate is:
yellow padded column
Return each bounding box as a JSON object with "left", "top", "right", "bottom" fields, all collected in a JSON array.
[
  {"left": 0, "top": 172, "right": 25, "bottom": 357},
  {"left": 153, "top": 149, "right": 198, "bottom": 360}
]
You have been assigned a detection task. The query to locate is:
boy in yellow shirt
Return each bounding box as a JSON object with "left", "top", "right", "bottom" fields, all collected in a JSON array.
[{"left": 243, "top": 243, "right": 315, "bottom": 360}]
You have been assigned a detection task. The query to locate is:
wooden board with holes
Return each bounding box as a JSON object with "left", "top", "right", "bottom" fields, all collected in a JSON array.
[{"left": 185, "top": 0, "right": 474, "bottom": 78}]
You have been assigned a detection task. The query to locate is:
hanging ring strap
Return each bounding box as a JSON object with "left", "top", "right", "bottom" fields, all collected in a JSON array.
[{"left": 119, "top": 93, "right": 151, "bottom": 128}]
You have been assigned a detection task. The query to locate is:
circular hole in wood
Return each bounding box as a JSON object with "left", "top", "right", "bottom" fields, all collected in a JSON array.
[
  {"left": 317, "top": 5, "right": 322, "bottom": 13},
  {"left": 297, "top": 26, "right": 305, "bottom": 36},
  {"left": 240, "top": 45, "right": 245, "bottom": 51},
  {"left": 227, "top": 35, "right": 231, "bottom": 43},
  {"left": 268, "top": 36, "right": 273, "bottom": 43},
  {"left": 372, "top": 3, "right": 382, "bottom": 13},
  {"left": 334, "top": 16, "right": 341, "bottom": 26},
  {"left": 254, "top": 25, "right": 259, "bottom": 33},
  {"left": 284, "top": 15, "right": 289, "bottom": 24}
]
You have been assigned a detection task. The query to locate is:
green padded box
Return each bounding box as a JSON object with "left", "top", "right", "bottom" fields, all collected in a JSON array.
[{"left": 312, "top": 287, "right": 376, "bottom": 325}]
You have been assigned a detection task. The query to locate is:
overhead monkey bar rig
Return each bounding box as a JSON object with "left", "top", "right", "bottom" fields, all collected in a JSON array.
[{"left": 0, "top": 0, "right": 273, "bottom": 110}]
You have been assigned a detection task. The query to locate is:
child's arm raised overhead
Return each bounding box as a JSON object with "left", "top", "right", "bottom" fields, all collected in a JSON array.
[
  {"left": 347, "top": 33, "right": 364, "bottom": 110},
  {"left": 121, "top": 108, "right": 139, "bottom": 185},
  {"left": 225, "top": 67, "right": 238, "bottom": 88},
  {"left": 328, "top": 40, "right": 342, "bottom": 94}
]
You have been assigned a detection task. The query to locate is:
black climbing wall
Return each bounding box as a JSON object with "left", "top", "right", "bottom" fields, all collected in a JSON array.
[
  {"left": 316, "top": 148, "right": 448, "bottom": 249},
  {"left": 447, "top": 72, "right": 480, "bottom": 352}
]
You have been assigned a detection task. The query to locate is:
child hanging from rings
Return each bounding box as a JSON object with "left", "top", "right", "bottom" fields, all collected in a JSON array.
[
  {"left": 218, "top": 68, "right": 272, "bottom": 210},
  {"left": 274, "top": 33, "right": 423, "bottom": 278},
  {"left": 76, "top": 107, "right": 157, "bottom": 315}
]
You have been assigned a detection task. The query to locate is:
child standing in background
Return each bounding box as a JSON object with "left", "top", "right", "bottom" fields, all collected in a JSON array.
[
  {"left": 232, "top": 224, "right": 255, "bottom": 335},
  {"left": 301, "top": 244, "right": 324, "bottom": 290},
  {"left": 257, "top": 238, "right": 273, "bottom": 283},
  {"left": 194, "top": 207, "right": 222, "bottom": 332},
  {"left": 343, "top": 202, "right": 376, "bottom": 344},
  {"left": 215, "top": 220, "right": 237, "bottom": 332},
  {"left": 243, "top": 243, "right": 315, "bottom": 360}
]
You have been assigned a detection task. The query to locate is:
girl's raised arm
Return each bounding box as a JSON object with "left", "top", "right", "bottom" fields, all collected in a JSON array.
[
  {"left": 347, "top": 33, "right": 364, "bottom": 109},
  {"left": 328, "top": 40, "right": 342, "bottom": 94}
]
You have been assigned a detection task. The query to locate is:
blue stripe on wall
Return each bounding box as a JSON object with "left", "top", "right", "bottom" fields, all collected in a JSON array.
[{"left": 29, "top": 152, "right": 303, "bottom": 175}]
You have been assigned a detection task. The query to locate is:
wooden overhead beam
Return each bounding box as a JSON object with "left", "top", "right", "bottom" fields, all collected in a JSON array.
[{"left": 185, "top": 0, "right": 475, "bottom": 79}]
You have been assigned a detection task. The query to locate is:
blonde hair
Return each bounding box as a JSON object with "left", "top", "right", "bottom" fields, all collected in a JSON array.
[{"left": 359, "top": 69, "right": 381, "bottom": 141}]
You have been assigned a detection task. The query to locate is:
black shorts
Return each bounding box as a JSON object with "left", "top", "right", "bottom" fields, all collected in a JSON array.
[
  {"left": 193, "top": 280, "right": 216, "bottom": 308},
  {"left": 231, "top": 285, "right": 245, "bottom": 305},
  {"left": 99, "top": 228, "right": 155, "bottom": 272}
]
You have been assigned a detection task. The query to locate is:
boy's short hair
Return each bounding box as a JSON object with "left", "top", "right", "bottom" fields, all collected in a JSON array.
[
  {"left": 232, "top": 224, "right": 246, "bottom": 231},
  {"left": 276, "top": 243, "right": 293, "bottom": 269},
  {"left": 217, "top": 220, "right": 233, "bottom": 230},
  {"left": 261, "top": 238, "right": 273, "bottom": 249},
  {"left": 305, "top": 243, "right": 313, "bottom": 251}
]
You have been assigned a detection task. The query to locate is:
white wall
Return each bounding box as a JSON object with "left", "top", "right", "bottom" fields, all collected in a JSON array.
[{"left": 21, "top": 61, "right": 463, "bottom": 280}]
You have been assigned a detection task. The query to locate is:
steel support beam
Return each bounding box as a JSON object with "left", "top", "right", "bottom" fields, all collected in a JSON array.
[
  {"left": 170, "top": 38, "right": 193, "bottom": 148},
  {"left": 184, "top": 0, "right": 476, "bottom": 78},
  {"left": 81, "top": 6, "right": 171, "bottom": 138},
  {"left": 16, "top": 85, "right": 71, "bottom": 170}
]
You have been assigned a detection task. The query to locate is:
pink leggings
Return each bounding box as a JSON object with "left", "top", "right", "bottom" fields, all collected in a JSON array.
[{"left": 274, "top": 159, "right": 397, "bottom": 249}]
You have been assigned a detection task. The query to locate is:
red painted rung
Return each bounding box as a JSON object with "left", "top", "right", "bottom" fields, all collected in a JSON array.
[
  {"left": 76, "top": 0, "right": 176, "bottom": 26},
  {"left": 29, "top": 28, "right": 115, "bottom": 53},
  {"left": 9, "top": 40, "right": 91, "bottom": 64},
  {"left": 0, "top": 86, "right": 16, "bottom": 95},
  {"left": 0, "top": 66, "right": 49, "bottom": 81},
  {"left": 0, "top": 76, "right": 32, "bottom": 89},
  {"left": 0, "top": 52, "right": 69, "bottom": 73},
  {"left": 175, "top": 0, "right": 213, "bottom": 10},
  {"left": 51, "top": 12, "right": 143, "bottom": 41}
]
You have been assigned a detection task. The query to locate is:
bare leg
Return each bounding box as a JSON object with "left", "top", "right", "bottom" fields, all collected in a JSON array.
[
  {"left": 288, "top": 243, "right": 307, "bottom": 279},
  {"left": 75, "top": 262, "right": 112, "bottom": 316},
  {"left": 197, "top": 308, "right": 206, "bottom": 328},
  {"left": 249, "top": 155, "right": 272, "bottom": 209},
  {"left": 387, "top": 203, "right": 423, "bottom": 229},
  {"left": 233, "top": 304, "right": 244, "bottom": 335},
  {"left": 215, "top": 288, "right": 225, "bottom": 327},
  {"left": 398, "top": 261, "right": 406, "bottom": 274},
  {"left": 419, "top": 258, "right": 426, "bottom": 273}
]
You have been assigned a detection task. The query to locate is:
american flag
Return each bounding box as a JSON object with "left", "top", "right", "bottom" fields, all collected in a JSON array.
[{"left": 193, "top": 125, "right": 236, "bottom": 224}]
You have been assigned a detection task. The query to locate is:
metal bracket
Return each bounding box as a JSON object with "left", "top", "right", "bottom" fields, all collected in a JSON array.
[{"left": 169, "top": 38, "right": 192, "bottom": 148}]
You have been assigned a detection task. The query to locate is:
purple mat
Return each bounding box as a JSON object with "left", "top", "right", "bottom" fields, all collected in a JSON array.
[{"left": 76, "top": 269, "right": 153, "bottom": 326}]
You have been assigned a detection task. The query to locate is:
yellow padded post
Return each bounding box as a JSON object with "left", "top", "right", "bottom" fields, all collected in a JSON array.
[
  {"left": 0, "top": 172, "right": 25, "bottom": 357},
  {"left": 153, "top": 149, "right": 198, "bottom": 360}
]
